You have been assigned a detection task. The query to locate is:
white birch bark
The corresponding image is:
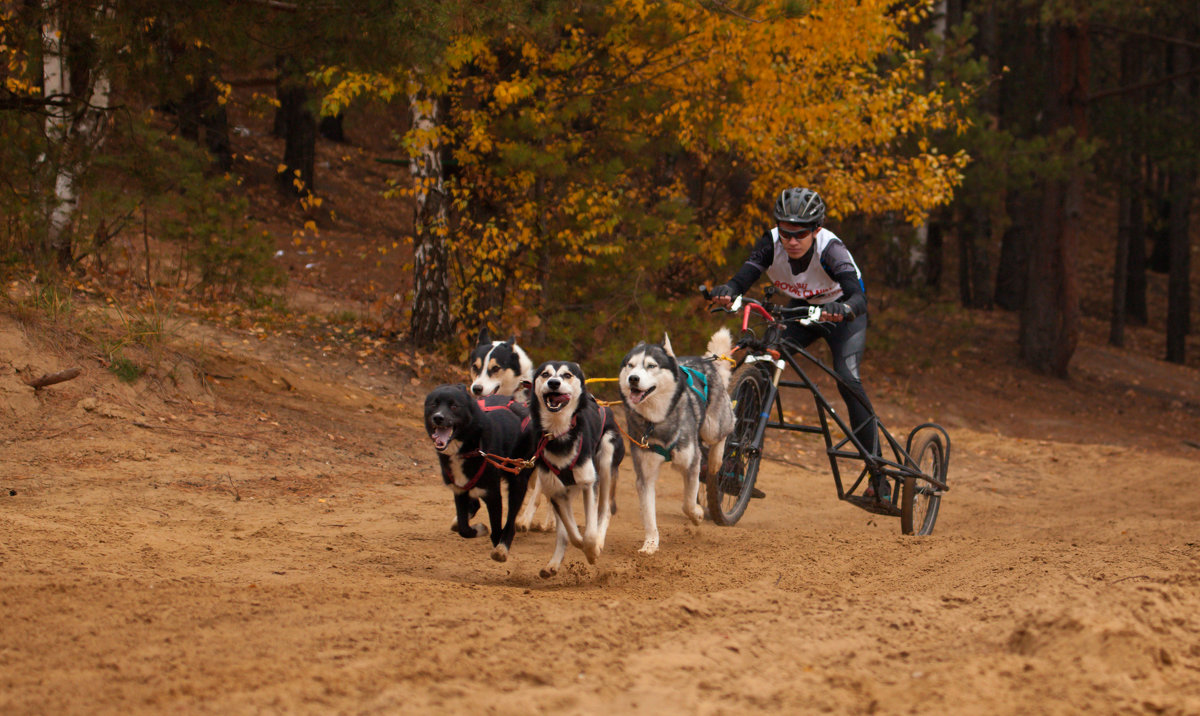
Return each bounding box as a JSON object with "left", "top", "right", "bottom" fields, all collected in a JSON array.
[
  {"left": 407, "top": 91, "right": 453, "bottom": 344},
  {"left": 41, "top": 2, "right": 113, "bottom": 264},
  {"left": 42, "top": 4, "right": 75, "bottom": 256}
]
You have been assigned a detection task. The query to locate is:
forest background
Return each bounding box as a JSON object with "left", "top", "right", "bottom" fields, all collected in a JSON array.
[{"left": 1, "top": 0, "right": 1198, "bottom": 376}]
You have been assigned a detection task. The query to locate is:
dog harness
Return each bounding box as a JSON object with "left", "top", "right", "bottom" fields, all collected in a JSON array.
[
  {"left": 640, "top": 365, "right": 710, "bottom": 462},
  {"left": 443, "top": 397, "right": 531, "bottom": 492},
  {"left": 477, "top": 395, "right": 532, "bottom": 431},
  {"left": 531, "top": 404, "right": 610, "bottom": 486},
  {"left": 680, "top": 365, "right": 709, "bottom": 403}
]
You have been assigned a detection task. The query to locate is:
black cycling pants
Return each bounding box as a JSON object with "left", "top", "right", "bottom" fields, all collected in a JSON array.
[{"left": 783, "top": 312, "right": 878, "bottom": 456}]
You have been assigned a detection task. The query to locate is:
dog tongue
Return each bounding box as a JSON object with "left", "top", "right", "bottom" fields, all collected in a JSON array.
[
  {"left": 548, "top": 393, "right": 570, "bottom": 406},
  {"left": 431, "top": 426, "right": 452, "bottom": 449},
  {"left": 629, "top": 388, "right": 647, "bottom": 404}
]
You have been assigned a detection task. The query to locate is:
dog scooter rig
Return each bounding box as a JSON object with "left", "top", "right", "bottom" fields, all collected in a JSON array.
[{"left": 700, "top": 285, "right": 951, "bottom": 534}]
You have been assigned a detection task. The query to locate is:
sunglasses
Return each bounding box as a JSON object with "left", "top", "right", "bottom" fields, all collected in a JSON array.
[{"left": 778, "top": 225, "right": 817, "bottom": 241}]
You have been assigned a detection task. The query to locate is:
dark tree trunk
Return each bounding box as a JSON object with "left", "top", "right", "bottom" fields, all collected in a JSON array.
[
  {"left": 177, "top": 75, "right": 232, "bottom": 170},
  {"left": 319, "top": 113, "right": 346, "bottom": 143},
  {"left": 1148, "top": 169, "right": 1171, "bottom": 273},
  {"left": 275, "top": 60, "right": 316, "bottom": 197},
  {"left": 991, "top": 2, "right": 1040, "bottom": 312},
  {"left": 1126, "top": 155, "right": 1149, "bottom": 325},
  {"left": 925, "top": 219, "right": 944, "bottom": 291},
  {"left": 958, "top": 206, "right": 993, "bottom": 309},
  {"left": 1165, "top": 39, "right": 1195, "bottom": 364},
  {"left": 1020, "top": 22, "right": 1086, "bottom": 377},
  {"left": 1110, "top": 39, "right": 1143, "bottom": 347},
  {"left": 994, "top": 190, "right": 1035, "bottom": 311},
  {"left": 1165, "top": 167, "right": 1193, "bottom": 363},
  {"left": 1111, "top": 172, "right": 1131, "bottom": 347}
]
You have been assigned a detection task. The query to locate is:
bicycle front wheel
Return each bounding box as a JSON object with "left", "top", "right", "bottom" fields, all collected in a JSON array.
[
  {"left": 708, "top": 365, "right": 769, "bottom": 525},
  {"left": 901, "top": 431, "right": 946, "bottom": 535}
]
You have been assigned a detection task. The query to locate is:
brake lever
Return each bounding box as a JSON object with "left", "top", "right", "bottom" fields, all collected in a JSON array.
[{"left": 796, "top": 306, "right": 823, "bottom": 325}]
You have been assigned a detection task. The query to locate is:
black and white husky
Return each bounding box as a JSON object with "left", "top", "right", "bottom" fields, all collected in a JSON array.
[
  {"left": 527, "top": 361, "right": 624, "bottom": 578},
  {"left": 466, "top": 328, "right": 555, "bottom": 532},
  {"left": 618, "top": 329, "right": 735, "bottom": 554}
]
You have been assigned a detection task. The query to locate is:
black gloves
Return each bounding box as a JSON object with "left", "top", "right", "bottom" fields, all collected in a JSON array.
[
  {"left": 711, "top": 283, "right": 736, "bottom": 299},
  {"left": 822, "top": 302, "right": 856, "bottom": 321}
]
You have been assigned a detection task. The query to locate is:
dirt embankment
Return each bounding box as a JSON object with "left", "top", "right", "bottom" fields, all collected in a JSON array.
[{"left": 2, "top": 302, "right": 1200, "bottom": 715}]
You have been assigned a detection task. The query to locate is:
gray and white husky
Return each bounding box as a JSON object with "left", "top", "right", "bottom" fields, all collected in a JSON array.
[{"left": 618, "top": 328, "right": 734, "bottom": 554}]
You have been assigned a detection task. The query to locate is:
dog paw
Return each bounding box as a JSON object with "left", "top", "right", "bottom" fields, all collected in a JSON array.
[
  {"left": 637, "top": 538, "right": 659, "bottom": 555},
  {"left": 474, "top": 524, "right": 490, "bottom": 537},
  {"left": 491, "top": 545, "right": 508, "bottom": 563},
  {"left": 684, "top": 504, "right": 703, "bottom": 525},
  {"left": 535, "top": 516, "right": 556, "bottom": 532},
  {"left": 539, "top": 566, "right": 558, "bottom": 579},
  {"left": 514, "top": 520, "right": 531, "bottom": 532}
]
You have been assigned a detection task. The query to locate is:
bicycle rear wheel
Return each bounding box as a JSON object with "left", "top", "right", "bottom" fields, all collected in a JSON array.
[
  {"left": 901, "top": 431, "right": 946, "bottom": 535},
  {"left": 708, "top": 365, "right": 769, "bottom": 525}
]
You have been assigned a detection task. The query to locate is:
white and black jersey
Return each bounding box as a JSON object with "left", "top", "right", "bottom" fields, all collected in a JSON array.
[{"left": 725, "top": 227, "right": 867, "bottom": 316}]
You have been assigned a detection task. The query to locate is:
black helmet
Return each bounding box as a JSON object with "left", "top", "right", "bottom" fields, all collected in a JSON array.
[{"left": 773, "top": 187, "right": 825, "bottom": 228}]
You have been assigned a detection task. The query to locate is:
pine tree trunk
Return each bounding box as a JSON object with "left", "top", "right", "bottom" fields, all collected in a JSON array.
[
  {"left": 1125, "top": 155, "right": 1148, "bottom": 325},
  {"left": 1110, "top": 39, "right": 1141, "bottom": 347},
  {"left": 275, "top": 63, "right": 315, "bottom": 197},
  {"left": 924, "top": 219, "right": 944, "bottom": 291},
  {"left": 994, "top": 190, "right": 1034, "bottom": 311},
  {"left": 408, "top": 92, "right": 453, "bottom": 346},
  {"left": 1020, "top": 23, "right": 1086, "bottom": 377},
  {"left": 1165, "top": 39, "right": 1194, "bottom": 364}
]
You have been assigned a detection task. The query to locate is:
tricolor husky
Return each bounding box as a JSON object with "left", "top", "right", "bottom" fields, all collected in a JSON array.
[
  {"left": 618, "top": 328, "right": 735, "bottom": 554},
  {"left": 424, "top": 384, "right": 532, "bottom": 563},
  {"left": 527, "top": 361, "right": 624, "bottom": 578},
  {"left": 468, "top": 328, "right": 534, "bottom": 401},
  {"left": 466, "top": 328, "right": 554, "bottom": 532}
]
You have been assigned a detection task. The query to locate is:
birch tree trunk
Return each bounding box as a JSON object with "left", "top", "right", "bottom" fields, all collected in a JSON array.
[
  {"left": 41, "top": 2, "right": 111, "bottom": 269},
  {"left": 42, "top": 4, "right": 74, "bottom": 266},
  {"left": 408, "top": 92, "right": 453, "bottom": 346}
]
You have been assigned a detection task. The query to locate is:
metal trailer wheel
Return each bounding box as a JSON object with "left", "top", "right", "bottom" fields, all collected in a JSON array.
[{"left": 901, "top": 431, "right": 947, "bottom": 536}]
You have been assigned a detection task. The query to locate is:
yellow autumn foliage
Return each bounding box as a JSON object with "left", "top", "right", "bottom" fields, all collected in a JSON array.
[{"left": 321, "top": 0, "right": 969, "bottom": 331}]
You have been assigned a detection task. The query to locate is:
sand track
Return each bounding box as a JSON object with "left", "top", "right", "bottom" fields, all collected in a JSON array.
[{"left": 3, "top": 312, "right": 1199, "bottom": 715}]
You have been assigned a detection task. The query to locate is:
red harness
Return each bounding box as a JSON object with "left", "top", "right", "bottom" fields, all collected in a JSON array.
[
  {"left": 443, "top": 398, "right": 531, "bottom": 492},
  {"left": 531, "top": 406, "right": 609, "bottom": 480}
]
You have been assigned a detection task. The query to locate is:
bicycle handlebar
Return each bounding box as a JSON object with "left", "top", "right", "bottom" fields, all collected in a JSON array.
[{"left": 698, "top": 284, "right": 822, "bottom": 325}]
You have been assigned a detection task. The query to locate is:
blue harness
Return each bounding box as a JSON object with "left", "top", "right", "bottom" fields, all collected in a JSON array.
[{"left": 644, "top": 365, "right": 710, "bottom": 462}]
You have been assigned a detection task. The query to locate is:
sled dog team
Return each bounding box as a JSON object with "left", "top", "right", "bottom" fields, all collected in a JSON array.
[{"left": 424, "top": 328, "right": 734, "bottom": 578}]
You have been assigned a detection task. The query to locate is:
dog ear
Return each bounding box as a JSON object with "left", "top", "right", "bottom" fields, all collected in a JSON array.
[
  {"left": 476, "top": 326, "right": 492, "bottom": 345},
  {"left": 662, "top": 333, "right": 675, "bottom": 357},
  {"left": 506, "top": 334, "right": 517, "bottom": 345}
]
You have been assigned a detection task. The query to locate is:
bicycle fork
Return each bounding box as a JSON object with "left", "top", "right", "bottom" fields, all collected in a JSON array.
[{"left": 742, "top": 353, "right": 786, "bottom": 463}]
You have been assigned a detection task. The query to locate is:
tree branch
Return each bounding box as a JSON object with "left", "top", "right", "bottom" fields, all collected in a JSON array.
[{"left": 24, "top": 367, "right": 82, "bottom": 390}]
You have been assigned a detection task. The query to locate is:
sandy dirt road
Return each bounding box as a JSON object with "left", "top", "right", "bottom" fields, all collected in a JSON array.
[{"left": 3, "top": 311, "right": 1200, "bottom": 715}]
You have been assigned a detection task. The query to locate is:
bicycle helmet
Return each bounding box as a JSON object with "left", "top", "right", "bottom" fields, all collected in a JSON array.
[{"left": 773, "top": 187, "right": 825, "bottom": 228}]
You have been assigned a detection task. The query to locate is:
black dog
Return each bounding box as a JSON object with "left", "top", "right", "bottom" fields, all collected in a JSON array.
[
  {"left": 527, "top": 361, "right": 624, "bottom": 577},
  {"left": 424, "top": 383, "right": 532, "bottom": 562}
]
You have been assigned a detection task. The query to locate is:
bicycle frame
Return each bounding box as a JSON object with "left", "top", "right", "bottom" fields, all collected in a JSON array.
[{"left": 733, "top": 300, "right": 950, "bottom": 510}]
